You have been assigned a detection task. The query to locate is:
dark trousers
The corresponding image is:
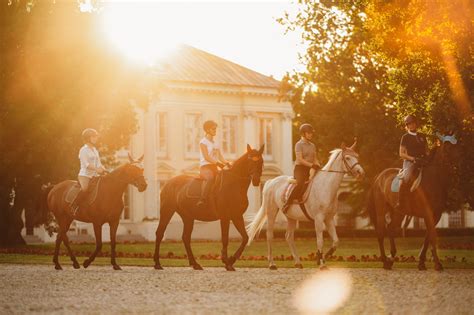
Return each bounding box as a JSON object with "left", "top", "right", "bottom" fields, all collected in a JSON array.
[
  {"left": 199, "top": 164, "right": 218, "bottom": 200},
  {"left": 288, "top": 165, "right": 311, "bottom": 203}
]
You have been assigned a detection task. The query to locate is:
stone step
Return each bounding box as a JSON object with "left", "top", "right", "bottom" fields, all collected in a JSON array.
[{"left": 23, "top": 235, "right": 43, "bottom": 244}]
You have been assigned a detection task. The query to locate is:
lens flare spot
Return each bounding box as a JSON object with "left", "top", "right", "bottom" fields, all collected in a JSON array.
[{"left": 293, "top": 269, "right": 352, "bottom": 314}]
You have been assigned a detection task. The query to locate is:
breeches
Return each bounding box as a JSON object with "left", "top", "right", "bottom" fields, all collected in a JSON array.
[{"left": 78, "top": 176, "right": 91, "bottom": 192}]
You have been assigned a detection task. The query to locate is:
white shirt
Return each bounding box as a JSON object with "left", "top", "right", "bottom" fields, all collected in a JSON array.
[
  {"left": 199, "top": 137, "right": 219, "bottom": 167},
  {"left": 78, "top": 144, "right": 103, "bottom": 178}
]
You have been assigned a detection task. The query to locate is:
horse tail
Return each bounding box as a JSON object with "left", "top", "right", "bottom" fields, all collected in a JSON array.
[
  {"left": 246, "top": 180, "right": 272, "bottom": 245},
  {"left": 35, "top": 184, "right": 54, "bottom": 226},
  {"left": 367, "top": 186, "right": 377, "bottom": 228}
]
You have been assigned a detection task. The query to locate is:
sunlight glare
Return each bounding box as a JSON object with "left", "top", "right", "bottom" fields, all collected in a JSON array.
[{"left": 293, "top": 270, "right": 352, "bottom": 314}]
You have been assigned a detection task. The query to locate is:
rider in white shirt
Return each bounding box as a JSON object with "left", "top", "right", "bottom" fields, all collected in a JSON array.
[
  {"left": 71, "top": 128, "right": 106, "bottom": 215},
  {"left": 197, "top": 120, "right": 231, "bottom": 210}
]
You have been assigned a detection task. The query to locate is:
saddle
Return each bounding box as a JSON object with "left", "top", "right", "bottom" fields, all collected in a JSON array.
[
  {"left": 391, "top": 169, "right": 423, "bottom": 193},
  {"left": 64, "top": 177, "right": 101, "bottom": 207},
  {"left": 281, "top": 178, "right": 314, "bottom": 205},
  {"left": 184, "top": 178, "right": 206, "bottom": 199}
]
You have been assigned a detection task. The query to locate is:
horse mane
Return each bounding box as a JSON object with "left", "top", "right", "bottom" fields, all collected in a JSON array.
[
  {"left": 321, "top": 149, "right": 342, "bottom": 171},
  {"left": 231, "top": 152, "right": 249, "bottom": 169}
]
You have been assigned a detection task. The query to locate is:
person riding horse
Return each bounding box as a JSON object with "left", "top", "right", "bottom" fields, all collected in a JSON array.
[
  {"left": 197, "top": 120, "right": 231, "bottom": 212},
  {"left": 397, "top": 115, "right": 429, "bottom": 214},
  {"left": 282, "top": 123, "right": 321, "bottom": 214},
  {"left": 70, "top": 128, "right": 106, "bottom": 216}
]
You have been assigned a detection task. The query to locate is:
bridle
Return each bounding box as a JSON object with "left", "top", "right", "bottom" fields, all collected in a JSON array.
[{"left": 319, "top": 150, "right": 361, "bottom": 177}]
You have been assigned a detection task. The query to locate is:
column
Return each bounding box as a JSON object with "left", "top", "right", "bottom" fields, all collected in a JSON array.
[
  {"left": 281, "top": 112, "right": 294, "bottom": 175},
  {"left": 243, "top": 110, "right": 259, "bottom": 216},
  {"left": 130, "top": 107, "right": 146, "bottom": 222},
  {"left": 143, "top": 108, "right": 158, "bottom": 219}
]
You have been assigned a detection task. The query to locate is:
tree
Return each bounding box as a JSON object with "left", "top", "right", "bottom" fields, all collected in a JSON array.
[
  {"left": 280, "top": 0, "right": 473, "bottom": 213},
  {"left": 0, "top": 1, "right": 146, "bottom": 246}
]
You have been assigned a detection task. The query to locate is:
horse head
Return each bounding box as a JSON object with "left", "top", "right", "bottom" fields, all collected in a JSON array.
[
  {"left": 122, "top": 153, "right": 148, "bottom": 192},
  {"left": 246, "top": 144, "right": 265, "bottom": 187},
  {"left": 341, "top": 138, "right": 365, "bottom": 179}
]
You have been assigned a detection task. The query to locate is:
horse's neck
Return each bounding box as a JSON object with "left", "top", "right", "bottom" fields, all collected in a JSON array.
[
  {"left": 422, "top": 149, "right": 450, "bottom": 191},
  {"left": 103, "top": 171, "right": 129, "bottom": 195},
  {"left": 311, "top": 157, "right": 345, "bottom": 202}
]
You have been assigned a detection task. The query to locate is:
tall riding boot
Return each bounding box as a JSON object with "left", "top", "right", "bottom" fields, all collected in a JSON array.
[
  {"left": 282, "top": 185, "right": 302, "bottom": 214},
  {"left": 397, "top": 181, "right": 409, "bottom": 215},
  {"left": 70, "top": 190, "right": 87, "bottom": 216},
  {"left": 197, "top": 180, "right": 213, "bottom": 207}
]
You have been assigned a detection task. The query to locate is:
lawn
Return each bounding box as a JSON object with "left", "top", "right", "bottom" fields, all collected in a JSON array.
[{"left": 1, "top": 236, "right": 473, "bottom": 269}]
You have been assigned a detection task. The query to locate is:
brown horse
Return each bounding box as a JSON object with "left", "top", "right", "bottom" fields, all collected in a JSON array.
[
  {"left": 37, "top": 154, "right": 147, "bottom": 270},
  {"left": 367, "top": 134, "right": 459, "bottom": 270},
  {"left": 154, "top": 144, "right": 264, "bottom": 271}
]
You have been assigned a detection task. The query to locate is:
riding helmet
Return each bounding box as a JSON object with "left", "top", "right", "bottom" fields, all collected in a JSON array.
[
  {"left": 404, "top": 115, "right": 417, "bottom": 125},
  {"left": 203, "top": 120, "right": 218, "bottom": 132},
  {"left": 82, "top": 128, "right": 99, "bottom": 142},
  {"left": 299, "top": 123, "right": 314, "bottom": 135}
]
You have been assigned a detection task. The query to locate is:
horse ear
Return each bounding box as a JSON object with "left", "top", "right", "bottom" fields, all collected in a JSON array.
[
  {"left": 138, "top": 154, "right": 144, "bottom": 162},
  {"left": 350, "top": 137, "right": 357, "bottom": 150},
  {"left": 128, "top": 152, "right": 134, "bottom": 163},
  {"left": 258, "top": 144, "right": 265, "bottom": 155},
  {"left": 247, "top": 144, "right": 252, "bottom": 153}
]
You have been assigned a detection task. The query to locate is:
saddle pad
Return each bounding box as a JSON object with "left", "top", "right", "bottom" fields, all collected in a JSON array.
[
  {"left": 185, "top": 178, "right": 204, "bottom": 199},
  {"left": 391, "top": 170, "right": 422, "bottom": 193},
  {"left": 65, "top": 178, "right": 100, "bottom": 206},
  {"left": 281, "top": 178, "right": 314, "bottom": 205}
]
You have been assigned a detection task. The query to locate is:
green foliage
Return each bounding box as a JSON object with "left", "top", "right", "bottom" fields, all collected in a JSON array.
[
  {"left": 280, "top": 0, "right": 473, "bottom": 212},
  {"left": 0, "top": 1, "right": 146, "bottom": 245}
]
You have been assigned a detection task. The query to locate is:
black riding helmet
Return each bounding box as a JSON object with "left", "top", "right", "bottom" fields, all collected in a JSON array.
[
  {"left": 404, "top": 115, "right": 417, "bottom": 125},
  {"left": 299, "top": 123, "right": 314, "bottom": 135},
  {"left": 203, "top": 120, "right": 217, "bottom": 132}
]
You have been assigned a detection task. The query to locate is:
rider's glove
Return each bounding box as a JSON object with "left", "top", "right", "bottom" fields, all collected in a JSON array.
[
  {"left": 311, "top": 164, "right": 320, "bottom": 171},
  {"left": 216, "top": 162, "right": 226, "bottom": 169}
]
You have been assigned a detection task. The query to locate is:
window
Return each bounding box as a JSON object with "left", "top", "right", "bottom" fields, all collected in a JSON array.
[
  {"left": 156, "top": 112, "right": 167, "bottom": 157},
  {"left": 221, "top": 115, "right": 238, "bottom": 156},
  {"left": 449, "top": 210, "right": 463, "bottom": 228},
  {"left": 259, "top": 117, "right": 273, "bottom": 160},
  {"left": 122, "top": 187, "right": 131, "bottom": 220},
  {"left": 185, "top": 113, "right": 203, "bottom": 158}
]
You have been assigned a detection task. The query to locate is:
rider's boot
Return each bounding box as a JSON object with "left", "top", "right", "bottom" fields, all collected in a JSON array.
[
  {"left": 70, "top": 190, "right": 87, "bottom": 217},
  {"left": 396, "top": 180, "right": 410, "bottom": 215},
  {"left": 197, "top": 180, "right": 213, "bottom": 208}
]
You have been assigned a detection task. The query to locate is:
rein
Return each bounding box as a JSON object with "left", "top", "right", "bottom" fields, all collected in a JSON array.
[{"left": 318, "top": 151, "right": 360, "bottom": 176}]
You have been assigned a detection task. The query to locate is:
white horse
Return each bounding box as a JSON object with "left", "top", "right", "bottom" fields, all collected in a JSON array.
[{"left": 246, "top": 143, "right": 365, "bottom": 270}]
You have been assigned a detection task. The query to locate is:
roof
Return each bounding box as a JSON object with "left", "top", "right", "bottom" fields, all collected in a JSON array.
[{"left": 154, "top": 45, "right": 280, "bottom": 89}]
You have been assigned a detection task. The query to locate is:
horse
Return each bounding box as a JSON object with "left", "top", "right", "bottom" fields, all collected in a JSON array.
[
  {"left": 367, "top": 134, "right": 459, "bottom": 271},
  {"left": 246, "top": 142, "right": 365, "bottom": 270},
  {"left": 153, "top": 144, "right": 264, "bottom": 271},
  {"left": 36, "top": 154, "right": 147, "bottom": 270}
]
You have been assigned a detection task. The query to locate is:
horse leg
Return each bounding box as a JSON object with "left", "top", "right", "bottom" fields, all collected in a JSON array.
[
  {"left": 60, "top": 222, "right": 80, "bottom": 269},
  {"left": 425, "top": 215, "right": 443, "bottom": 271},
  {"left": 228, "top": 216, "right": 249, "bottom": 270},
  {"left": 153, "top": 207, "right": 175, "bottom": 270},
  {"left": 109, "top": 220, "right": 121, "bottom": 270},
  {"left": 53, "top": 227, "right": 64, "bottom": 270},
  {"left": 386, "top": 211, "right": 403, "bottom": 269},
  {"left": 83, "top": 223, "right": 102, "bottom": 268},
  {"left": 182, "top": 218, "right": 202, "bottom": 270},
  {"left": 266, "top": 210, "right": 277, "bottom": 270},
  {"left": 418, "top": 233, "right": 430, "bottom": 271},
  {"left": 220, "top": 218, "right": 232, "bottom": 270},
  {"left": 324, "top": 215, "right": 339, "bottom": 260},
  {"left": 313, "top": 214, "right": 327, "bottom": 270},
  {"left": 285, "top": 218, "right": 302, "bottom": 268}
]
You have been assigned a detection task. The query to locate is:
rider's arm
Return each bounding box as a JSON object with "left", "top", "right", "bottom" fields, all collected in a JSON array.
[
  {"left": 295, "top": 151, "right": 313, "bottom": 168},
  {"left": 217, "top": 150, "right": 230, "bottom": 166},
  {"left": 399, "top": 145, "right": 415, "bottom": 162},
  {"left": 200, "top": 143, "right": 218, "bottom": 164},
  {"left": 313, "top": 153, "right": 321, "bottom": 168}
]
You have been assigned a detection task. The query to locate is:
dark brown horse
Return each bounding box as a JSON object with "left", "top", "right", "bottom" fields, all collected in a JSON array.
[
  {"left": 37, "top": 154, "right": 147, "bottom": 270},
  {"left": 154, "top": 144, "right": 264, "bottom": 271},
  {"left": 367, "top": 134, "right": 459, "bottom": 270}
]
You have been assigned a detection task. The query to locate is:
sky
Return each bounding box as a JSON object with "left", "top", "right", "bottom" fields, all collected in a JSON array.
[{"left": 94, "top": 0, "right": 305, "bottom": 80}]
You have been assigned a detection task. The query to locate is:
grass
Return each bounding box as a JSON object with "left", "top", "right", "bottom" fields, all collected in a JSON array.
[{"left": 1, "top": 236, "right": 473, "bottom": 269}]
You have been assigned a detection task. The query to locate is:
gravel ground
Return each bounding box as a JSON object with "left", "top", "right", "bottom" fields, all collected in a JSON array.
[{"left": 1, "top": 264, "right": 473, "bottom": 314}]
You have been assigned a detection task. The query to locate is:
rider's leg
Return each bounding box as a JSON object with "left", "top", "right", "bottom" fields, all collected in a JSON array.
[
  {"left": 197, "top": 165, "right": 217, "bottom": 208},
  {"left": 397, "top": 161, "right": 415, "bottom": 214},
  {"left": 71, "top": 176, "right": 90, "bottom": 215},
  {"left": 282, "top": 165, "right": 310, "bottom": 213}
]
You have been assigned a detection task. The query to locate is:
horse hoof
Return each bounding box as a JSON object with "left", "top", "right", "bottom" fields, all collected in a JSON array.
[
  {"left": 225, "top": 265, "right": 236, "bottom": 271},
  {"left": 269, "top": 265, "right": 278, "bottom": 270},
  {"left": 418, "top": 263, "right": 427, "bottom": 271},
  {"left": 192, "top": 264, "right": 203, "bottom": 270},
  {"left": 383, "top": 262, "right": 393, "bottom": 270},
  {"left": 83, "top": 260, "right": 91, "bottom": 268},
  {"left": 320, "top": 265, "right": 329, "bottom": 271},
  {"left": 434, "top": 263, "right": 444, "bottom": 272},
  {"left": 228, "top": 256, "right": 237, "bottom": 266},
  {"left": 295, "top": 263, "right": 303, "bottom": 269},
  {"left": 154, "top": 264, "right": 163, "bottom": 270},
  {"left": 113, "top": 265, "right": 122, "bottom": 271},
  {"left": 55, "top": 265, "right": 62, "bottom": 270},
  {"left": 73, "top": 262, "right": 81, "bottom": 269}
]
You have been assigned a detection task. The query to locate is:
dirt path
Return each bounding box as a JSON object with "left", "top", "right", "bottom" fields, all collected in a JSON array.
[{"left": 1, "top": 264, "right": 473, "bottom": 314}]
